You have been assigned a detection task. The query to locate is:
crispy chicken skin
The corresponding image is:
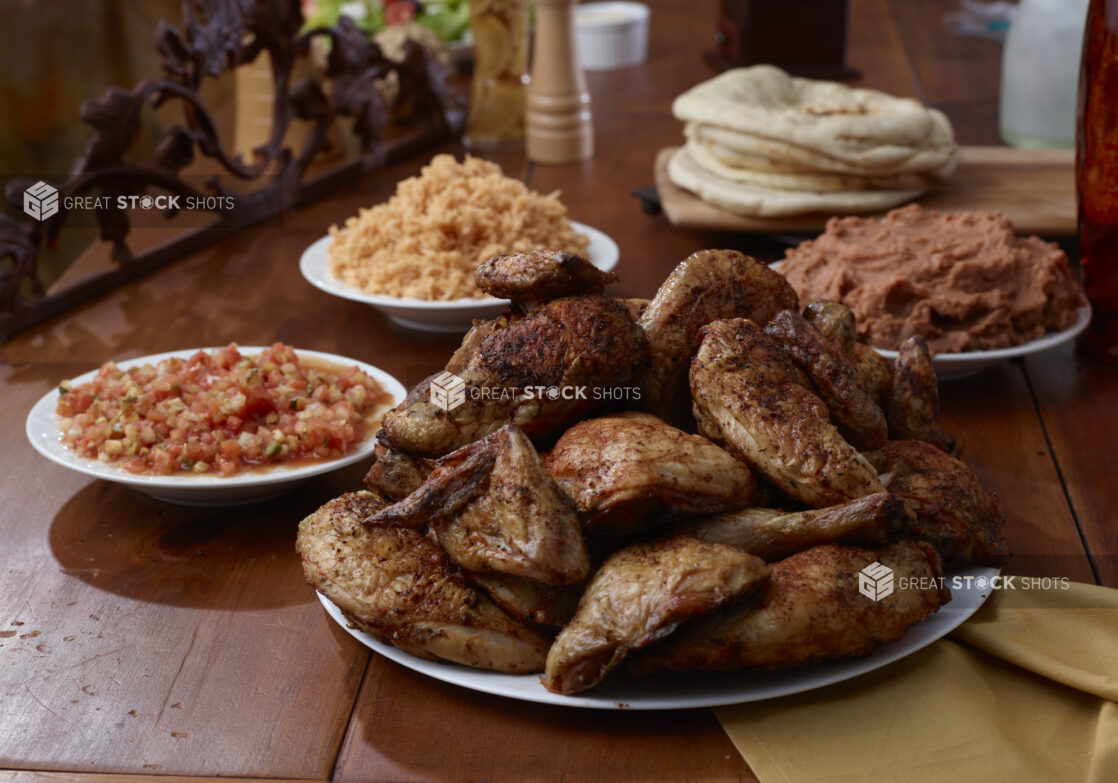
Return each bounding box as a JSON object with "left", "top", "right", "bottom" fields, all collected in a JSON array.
[
  {"left": 636, "top": 250, "right": 799, "bottom": 416},
  {"left": 803, "top": 299, "right": 894, "bottom": 408},
  {"left": 542, "top": 534, "right": 769, "bottom": 694},
  {"left": 690, "top": 318, "right": 884, "bottom": 507},
  {"left": 364, "top": 443, "right": 433, "bottom": 500},
  {"left": 475, "top": 250, "right": 618, "bottom": 304},
  {"left": 466, "top": 571, "right": 581, "bottom": 627},
  {"left": 542, "top": 412, "right": 761, "bottom": 532},
  {"left": 379, "top": 295, "right": 647, "bottom": 457},
  {"left": 676, "top": 491, "right": 912, "bottom": 561},
  {"left": 765, "top": 309, "right": 888, "bottom": 451},
  {"left": 366, "top": 425, "right": 591, "bottom": 585},
  {"left": 887, "top": 336, "right": 961, "bottom": 456},
  {"left": 296, "top": 491, "right": 551, "bottom": 673},
  {"left": 867, "top": 440, "right": 1008, "bottom": 567},
  {"left": 631, "top": 540, "right": 949, "bottom": 674}
]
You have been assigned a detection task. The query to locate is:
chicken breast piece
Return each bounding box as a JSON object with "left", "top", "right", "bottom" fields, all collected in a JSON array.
[
  {"left": 297, "top": 491, "right": 550, "bottom": 673},
  {"left": 636, "top": 249, "right": 799, "bottom": 417},
  {"left": 690, "top": 318, "right": 884, "bottom": 507},
  {"left": 366, "top": 424, "right": 591, "bottom": 585},
  {"left": 676, "top": 491, "right": 912, "bottom": 561},
  {"left": 887, "top": 336, "right": 961, "bottom": 456},
  {"left": 867, "top": 440, "right": 1007, "bottom": 567},
  {"left": 379, "top": 295, "right": 647, "bottom": 457},
  {"left": 543, "top": 412, "right": 761, "bottom": 533},
  {"left": 764, "top": 309, "right": 888, "bottom": 451},
  {"left": 475, "top": 250, "right": 618, "bottom": 304},
  {"left": 542, "top": 534, "right": 769, "bottom": 694},
  {"left": 803, "top": 299, "right": 893, "bottom": 408},
  {"left": 632, "top": 539, "right": 949, "bottom": 674}
]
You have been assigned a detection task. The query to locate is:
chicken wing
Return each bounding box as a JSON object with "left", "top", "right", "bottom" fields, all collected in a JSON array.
[
  {"left": 803, "top": 299, "right": 893, "bottom": 408},
  {"left": 379, "top": 295, "right": 647, "bottom": 457},
  {"left": 632, "top": 539, "right": 949, "bottom": 674},
  {"left": 887, "top": 336, "right": 961, "bottom": 456},
  {"left": 690, "top": 318, "right": 884, "bottom": 507},
  {"left": 636, "top": 249, "right": 799, "bottom": 417},
  {"left": 475, "top": 250, "right": 618, "bottom": 304},
  {"left": 364, "top": 443, "right": 433, "bottom": 500},
  {"left": 543, "top": 412, "right": 761, "bottom": 533},
  {"left": 676, "top": 491, "right": 912, "bottom": 561},
  {"left": 297, "top": 491, "right": 550, "bottom": 673},
  {"left": 542, "top": 534, "right": 769, "bottom": 694},
  {"left": 366, "top": 424, "right": 591, "bottom": 585},
  {"left": 867, "top": 440, "right": 1007, "bottom": 567},
  {"left": 466, "top": 571, "right": 581, "bottom": 627},
  {"left": 764, "top": 309, "right": 888, "bottom": 450}
]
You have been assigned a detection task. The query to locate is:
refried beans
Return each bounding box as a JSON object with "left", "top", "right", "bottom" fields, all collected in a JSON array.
[{"left": 779, "top": 204, "right": 1086, "bottom": 353}]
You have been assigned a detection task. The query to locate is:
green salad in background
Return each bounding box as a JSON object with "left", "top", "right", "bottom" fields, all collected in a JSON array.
[{"left": 303, "top": 0, "right": 472, "bottom": 43}]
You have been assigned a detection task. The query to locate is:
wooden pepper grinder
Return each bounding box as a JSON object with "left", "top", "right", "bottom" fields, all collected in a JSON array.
[{"left": 527, "top": 0, "right": 594, "bottom": 164}]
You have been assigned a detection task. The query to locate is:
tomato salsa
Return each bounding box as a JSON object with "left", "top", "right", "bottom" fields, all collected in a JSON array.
[{"left": 55, "top": 343, "right": 390, "bottom": 476}]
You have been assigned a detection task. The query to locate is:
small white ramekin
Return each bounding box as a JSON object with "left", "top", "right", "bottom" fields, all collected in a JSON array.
[{"left": 575, "top": 2, "right": 650, "bottom": 71}]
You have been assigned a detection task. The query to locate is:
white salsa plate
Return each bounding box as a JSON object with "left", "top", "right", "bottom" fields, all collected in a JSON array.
[
  {"left": 318, "top": 565, "right": 997, "bottom": 710},
  {"left": 299, "top": 221, "right": 621, "bottom": 334},
  {"left": 874, "top": 304, "right": 1092, "bottom": 381},
  {"left": 26, "top": 347, "right": 406, "bottom": 507}
]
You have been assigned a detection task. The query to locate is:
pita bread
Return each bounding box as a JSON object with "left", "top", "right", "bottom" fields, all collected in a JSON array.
[
  {"left": 688, "top": 123, "right": 959, "bottom": 176},
  {"left": 673, "top": 66, "right": 957, "bottom": 168},
  {"left": 666, "top": 147, "right": 923, "bottom": 218},
  {"left": 685, "top": 138, "right": 942, "bottom": 192}
]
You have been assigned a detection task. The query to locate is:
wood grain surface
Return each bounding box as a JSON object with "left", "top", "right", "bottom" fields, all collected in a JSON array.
[
  {"left": 654, "top": 146, "right": 1076, "bottom": 235},
  {"left": 0, "top": 1, "right": 1108, "bottom": 781}
]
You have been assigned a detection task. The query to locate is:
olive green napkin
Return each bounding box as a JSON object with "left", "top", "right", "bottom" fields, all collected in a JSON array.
[{"left": 715, "top": 582, "right": 1118, "bottom": 783}]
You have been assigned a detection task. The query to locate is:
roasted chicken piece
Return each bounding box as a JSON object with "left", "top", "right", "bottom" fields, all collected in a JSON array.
[
  {"left": 542, "top": 534, "right": 769, "bottom": 694},
  {"left": 632, "top": 539, "right": 949, "bottom": 674},
  {"left": 364, "top": 443, "right": 432, "bottom": 500},
  {"left": 764, "top": 309, "right": 888, "bottom": 450},
  {"left": 543, "top": 412, "right": 761, "bottom": 532},
  {"left": 803, "top": 300, "right": 893, "bottom": 408},
  {"left": 887, "top": 336, "right": 961, "bottom": 456},
  {"left": 867, "top": 440, "right": 1007, "bottom": 567},
  {"left": 676, "top": 491, "right": 912, "bottom": 561},
  {"left": 475, "top": 250, "right": 618, "bottom": 304},
  {"left": 297, "top": 491, "right": 551, "bottom": 673},
  {"left": 379, "top": 295, "right": 646, "bottom": 457},
  {"left": 690, "top": 318, "right": 884, "bottom": 507},
  {"left": 366, "top": 424, "right": 591, "bottom": 585},
  {"left": 467, "top": 571, "right": 581, "bottom": 627},
  {"left": 636, "top": 249, "right": 799, "bottom": 417}
]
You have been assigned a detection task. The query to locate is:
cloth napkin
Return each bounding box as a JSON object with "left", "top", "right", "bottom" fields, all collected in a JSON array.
[{"left": 715, "top": 581, "right": 1118, "bottom": 783}]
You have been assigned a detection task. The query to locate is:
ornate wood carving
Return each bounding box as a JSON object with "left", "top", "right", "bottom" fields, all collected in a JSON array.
[{"left": 0, "top": 0, "right": 464, "bottom": 338}]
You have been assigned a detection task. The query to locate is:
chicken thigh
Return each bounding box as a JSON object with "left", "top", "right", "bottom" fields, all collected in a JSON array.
[
  {"left": 379, "top": 295, "right": 646, "bottom": 457},
  {"left": 297, "top": 491, "right": 550, "bottom": 673},
  {"left": 867, "top": 440, "right": 1007, "bottom": 567},
  {"left": 475, "top": 250, "right": 618, "bottom": 304},
  {"left": 543, "top": 412, "right": 761, "bottom": 532},
  {"left": 542, "top": 534, "right": 769, "bottom": 694},
  {"left": 636, "top": 249, "right": 799, "bottom": 417},
  {"left": 632, "top": 539, "right": 949, "bottom": 674},
  {"left": 690, "top": 318, "right": 884, "bottom": 507}
]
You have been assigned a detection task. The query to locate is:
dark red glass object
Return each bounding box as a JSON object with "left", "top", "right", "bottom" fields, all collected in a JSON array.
[{"left": 1078, "top": 0, "right": 1118, "bottom": 362}]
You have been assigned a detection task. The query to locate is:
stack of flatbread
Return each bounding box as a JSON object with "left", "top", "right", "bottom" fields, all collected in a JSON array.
[{"left": 668, "top": 65, "right": 959, "bottom": 218}]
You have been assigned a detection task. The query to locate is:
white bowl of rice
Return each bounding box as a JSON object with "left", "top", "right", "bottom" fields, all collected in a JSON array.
[{"left": 300, "top": 155, "right": 620, "bottom": 333}]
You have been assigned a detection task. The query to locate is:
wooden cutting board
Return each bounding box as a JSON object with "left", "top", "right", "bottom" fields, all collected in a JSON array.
[{"left": 654, "top": 146, "right": 1076, "bottom": 236}]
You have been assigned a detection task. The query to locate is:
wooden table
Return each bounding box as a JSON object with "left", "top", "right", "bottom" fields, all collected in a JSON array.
[{"left": 1, "top": 1, "right": 1114, "bottom": 781}]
